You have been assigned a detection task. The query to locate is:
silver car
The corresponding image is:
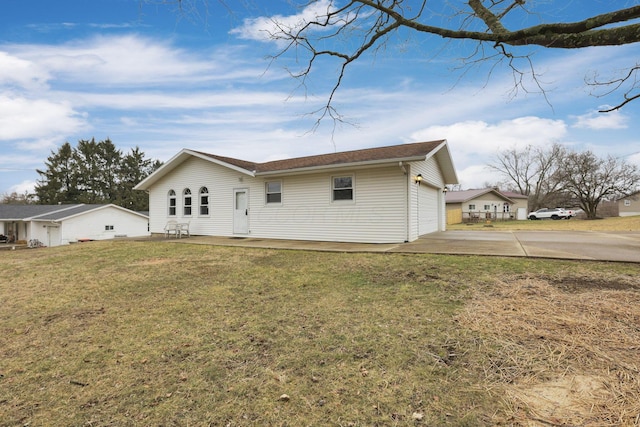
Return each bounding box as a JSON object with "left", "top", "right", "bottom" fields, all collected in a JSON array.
[{"left": 527, "top": 208, "right": 573, "bottom": 220}]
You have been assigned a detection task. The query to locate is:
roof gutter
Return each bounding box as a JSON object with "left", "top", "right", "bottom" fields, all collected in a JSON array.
[{"left": 256, "top": 155, "right": 426, "bottom": 177}]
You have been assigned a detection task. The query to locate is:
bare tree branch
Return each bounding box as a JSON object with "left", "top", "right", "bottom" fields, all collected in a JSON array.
[{"left": 153, "top": 1, "right": 640, "bottom": 116}]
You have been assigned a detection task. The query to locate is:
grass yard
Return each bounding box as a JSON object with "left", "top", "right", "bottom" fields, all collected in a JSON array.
[
  {"left": 448, "top": 215, "right": 640, "bottom": 232},
  {"left": 1, "top": 240, "right": 639, "bottom": 426}
]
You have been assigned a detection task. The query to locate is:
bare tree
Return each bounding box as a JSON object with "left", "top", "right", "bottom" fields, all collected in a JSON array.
[
  {"left": 488, "top": 143, "right": 566, "bottom": 211},
  {"left": 259, "top": 1, "right": 640, "bottom": 119},
  {"left": 151, "top": 1, "right": 640, "bottom": 118},
  {"left": 556, "top": 151, "right": 640, "bottom": 219},
  {"left": 0, "top": 191, "right": 35, "bottom": 204}
]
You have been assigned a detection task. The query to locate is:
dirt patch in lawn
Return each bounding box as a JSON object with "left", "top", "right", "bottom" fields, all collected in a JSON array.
[{"left": 457, "top": 274, "right": 640, "bottom": 426}]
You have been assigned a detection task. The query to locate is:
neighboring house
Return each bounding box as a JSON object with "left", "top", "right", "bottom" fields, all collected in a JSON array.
[
  {"left": 497, "top": 190, "right": 530, "bottom": 220},
  {"left": 134, "top": 140, "right": 458, "bottom": 243},
  {"left": 0, "top": 204, "right": 150, "bottom": 247},
  {"left": 618, "top": 191, "right": 640, "bottom": 217},
  {"left": 445, "top": 188, "right": 528, "bottom": 222}
]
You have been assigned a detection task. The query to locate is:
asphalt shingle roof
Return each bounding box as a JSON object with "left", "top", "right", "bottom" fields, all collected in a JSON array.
[
  {"left": 0, "top": 204, "right": 141, "bottom": 221},
  {"left": 195, "top": 140, "right": 445, "bottom": 173}
]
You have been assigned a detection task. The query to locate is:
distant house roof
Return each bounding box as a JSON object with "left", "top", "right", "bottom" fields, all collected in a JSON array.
[
  {"left": 499, "top": 190, "right": 528, "bottom": 200},
  {"left": 618, "top": 190, "right": 640, "bottom": 200},
  {"left": 135, "top": 140, "right": 459, "bottom": 190},
  {"left": 445, "top": 188, "right": 519, "bottom": 204},
  {"left": 0, "top": 204, "right": 148, "bottom": 221}
]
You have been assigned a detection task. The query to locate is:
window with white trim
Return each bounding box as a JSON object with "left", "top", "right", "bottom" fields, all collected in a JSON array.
[
  {"left": 105, "top": 225, "right": 114, "bottom": 231},
  {"left": 183, "top": 188, "right": 192, "bottom": 216},
  {"left": 624, "top": 199, "right": 631, "bottom": 207},
  {"left": 468, "top": 204, "right": 476, "bottom": 210},
  {"left": 199, "top": 187, "right": 209, "bottom": 215},
  {"left": 168, "top": 190, "right": 177, "bottom": 216},
  {"left": 483, "top": 204, "right": 491, "bottom": 210},
  {"left": 332, "top": 176, "right": 353, "bottom": 201},
  {"left": 265, "top": 181, "right": 282, "bottom": 204}
]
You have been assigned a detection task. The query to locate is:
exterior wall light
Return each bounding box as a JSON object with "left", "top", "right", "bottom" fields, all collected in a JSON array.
[
  {"left": 414, "top": 174, "right": 423, "bottom": 185},
  {"left": 442, "top": 187, "right": 448, "bottom": 194}
]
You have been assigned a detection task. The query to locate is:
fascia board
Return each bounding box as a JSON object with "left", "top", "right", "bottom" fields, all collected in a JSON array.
[
  {"left": 134, "top": 149, "right": 255, "bottom": 190},
  {"left": 188, "top": 150, "right": 256, "bottom": 176},
  {"left": 426, "top": 140, "right": 459, "bottom": 185},
  {"left": 256, "top": 156, "right": 427, "bottom": 177}
]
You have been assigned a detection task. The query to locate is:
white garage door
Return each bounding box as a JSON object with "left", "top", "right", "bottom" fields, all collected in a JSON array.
[{"left": 419, "top": 186, "right": 439, "bottom": 235}]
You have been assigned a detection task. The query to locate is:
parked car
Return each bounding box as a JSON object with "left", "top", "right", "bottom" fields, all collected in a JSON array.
[{"left": 528, "top": 208, "right": 574, "bottom": 220}]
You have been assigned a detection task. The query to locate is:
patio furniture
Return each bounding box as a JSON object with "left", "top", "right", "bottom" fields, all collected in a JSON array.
[
  {"left": 177, "top": 221, "right": 190, "bottom": 238},
  {"left": 164, "top": 220, "right": 179, "bottom": 238}
]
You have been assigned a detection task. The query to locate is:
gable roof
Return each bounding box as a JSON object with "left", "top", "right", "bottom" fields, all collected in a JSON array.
[
  {"left": 135, "top": 140, "right": 458, "bottom": 190},
  {"left": 618, "top": 189, "right": 640, "bottom": 200},
  {"left": 0, "top": 204, "right": 148, "bottom": 221},
  {"left": 499, "top": 190, "right": 528, "bottom": 200},
  {"left": 445, "top": 188, "right": 516, "bottom": 204}
]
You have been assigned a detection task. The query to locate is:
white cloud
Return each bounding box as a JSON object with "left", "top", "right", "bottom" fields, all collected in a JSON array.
[
  {"left": 8, "top": 35, "right": 256, "bottom": 87},
  {"left": 8, "top": 180, "right": 37, "bottom": 194},
  {"left": 0, "top": 95, "right": 87, "bottom": 142},
  {"left": 0, "top": 51, "right": 50, "bottom": 90},
  {"left": 409, "top": 117, "right": 569, "bottom": 188},
  {"left": 230, "top": 0, "right": 335, "bottom": 44},
  {"left": 571, "top": 108, "right": 628, "bottom": 130},
  {"left": 410, "top": 116, "right": 568, "bottom": 153}
]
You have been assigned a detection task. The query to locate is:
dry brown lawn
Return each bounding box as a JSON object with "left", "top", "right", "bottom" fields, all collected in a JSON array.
[
  {"left": 449, "top": 215, "right": 640, "bottom": 232},
  {"left": 1, "top": 238, "right": 639, "bottom": 426}
]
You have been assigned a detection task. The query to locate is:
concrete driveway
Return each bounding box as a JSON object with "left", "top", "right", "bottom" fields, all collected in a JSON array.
[
  {"left": 395, "top": 230, "right": 640, "bottom": 263},
  {"left": 173, "top": 230, "right": 640, "bottom": 262}
]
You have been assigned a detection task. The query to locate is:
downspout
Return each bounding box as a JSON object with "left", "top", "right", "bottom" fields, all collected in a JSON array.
[{"left": 399, "top": 162, "right": 409, "bottom": 242}]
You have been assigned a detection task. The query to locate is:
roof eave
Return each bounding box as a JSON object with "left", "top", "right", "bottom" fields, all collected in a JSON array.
[
  {"left": 256, "top": 156, "right": 427, "bottom": 177},
  {"left": 134, "top": 149, "right": 255, "bottom": 191},
  {"left": 427, "top": 140, "right": 459, "bottom": 185}
]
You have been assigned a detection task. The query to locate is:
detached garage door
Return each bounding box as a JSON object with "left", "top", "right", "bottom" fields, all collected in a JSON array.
[{"left": 418, "top": 186, "right": 439, "bottom": 235}]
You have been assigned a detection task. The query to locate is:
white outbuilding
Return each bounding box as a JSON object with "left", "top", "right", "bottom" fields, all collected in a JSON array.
[{"left": 0, "top": 204, "right": 149, "bottom": 247}]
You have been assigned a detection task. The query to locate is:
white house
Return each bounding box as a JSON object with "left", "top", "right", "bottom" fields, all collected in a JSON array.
[
  {"left": 618, "top": 190, "right": 640, "bottom": 217},
  {"left": 0, "top": 204, "right": 150, "bottom": 247},
  {"left": 135, "top": 140, "right": 458, "bottom": 244},
  {"left": 446, "top": 188, "right": 529, "bottom": 222}
]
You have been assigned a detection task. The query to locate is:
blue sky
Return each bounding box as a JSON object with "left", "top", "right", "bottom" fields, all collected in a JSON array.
[{"left": 1, "top": 0, "right": 639, "bottom": 196}]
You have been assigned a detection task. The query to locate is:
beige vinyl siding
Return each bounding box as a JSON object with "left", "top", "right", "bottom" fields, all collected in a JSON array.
[
  {"left": 250, "top": 166, "right": 408, "bottom": 243},
  {"left": 60, "top": 207, "right": 148, "bottom": 244},
  {"left": 619, "top": 193, "right": 640, "bottom": 217},
  {"left": 146, "top": 155, "right": 446, "bottom": 243},
  {"left": 148, "top": 157, "right": 246, "bottom": 237}
]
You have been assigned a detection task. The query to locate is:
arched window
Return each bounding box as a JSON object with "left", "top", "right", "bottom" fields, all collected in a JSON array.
[
  {"left": 183, "top": 188, "right": 192, "bottom": 216},
  {"left": 199, "top": 187, "right": 209, "bottom": 216},
  {"left": 168, "top": 190, "right": 176, "bottom": 216}
]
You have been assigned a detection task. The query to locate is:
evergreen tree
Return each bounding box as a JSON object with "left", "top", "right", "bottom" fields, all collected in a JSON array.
[
  {"left": 119, "top": 147, "right": 162, "bottom": 211},
  {"left": 35, "top": 142, "right": 78, "bottom": 204},
  {"left": 34, "top": 138, "right": 160, "bottom": 210}
]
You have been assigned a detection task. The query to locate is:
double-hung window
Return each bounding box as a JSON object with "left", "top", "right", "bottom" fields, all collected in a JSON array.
[
  {"left": 199, "top": 187, "right": 209, "bottom": 215},
  {"left": 168, "top": 190, "right": 177, "bottom": 216},
  {"left": 183, "top": 188, "right": 192, "bottom": 216},
  {"left": 332, "top": 176, "right": 354, "bottom": 201},
  {"left": 265, "top": 181, "right": 282, "bottom": 204}
]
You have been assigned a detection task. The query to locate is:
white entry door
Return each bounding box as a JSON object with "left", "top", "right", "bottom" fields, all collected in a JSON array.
[{"left": 233, "top": 189, "right": 249, "bottom": 234}]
